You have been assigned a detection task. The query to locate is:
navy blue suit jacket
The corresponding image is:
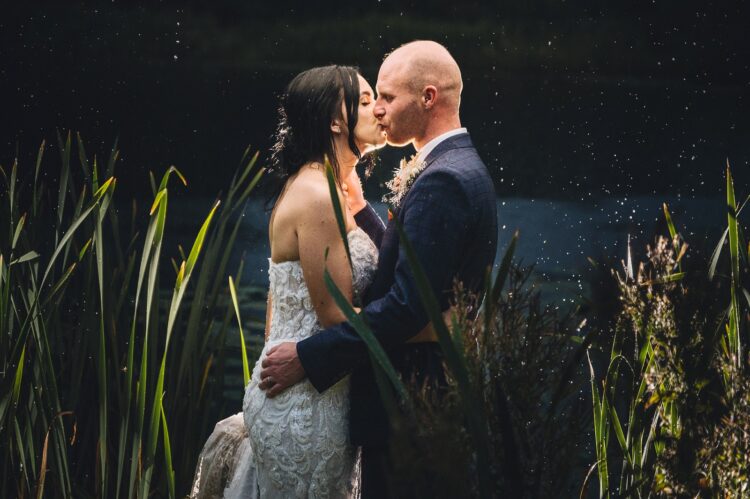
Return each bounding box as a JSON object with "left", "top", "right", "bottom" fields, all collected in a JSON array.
[{"left": 297, "top": 132, "right": 498, "bottom": 444}]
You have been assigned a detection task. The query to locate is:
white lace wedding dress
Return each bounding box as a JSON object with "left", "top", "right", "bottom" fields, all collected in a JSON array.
[{"left": 191, "top": 227, "right": 378, "bottom": 499}]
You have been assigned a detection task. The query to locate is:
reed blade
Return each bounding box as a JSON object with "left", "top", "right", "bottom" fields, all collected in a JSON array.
[
  {"left": 160, "top": 400, "right": 175, "bottom": 499},
  {"left": 142, "top": 201, "right": 219, "bottom": 497},
  {"left": 588, "top": 351, "right": 610, "bottom": 498},
  {"left": 323, "top": 269, "right": 409, "bottom": 401},
  {"left": 324, "top": 159, "right": 351, "bottom": 267},
  {"left": 726, "top": 162, "right": 742, "bottom": 366},
  {"left": 491, "top": 229, "right": 519, "bottom": 304},
  {"left": 32, "top": 141, "right": 45, "bottom": 217},
  {"left": 229, "top": 276, "right": 251, "bottom": 386},
  {"left": 55, "top": 131, "right": 72, "bottom": 246}
]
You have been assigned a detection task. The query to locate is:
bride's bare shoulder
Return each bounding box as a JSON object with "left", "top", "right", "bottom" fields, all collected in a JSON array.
[{"left": 282, "top": 167, "right": 339, "bottom": 221}]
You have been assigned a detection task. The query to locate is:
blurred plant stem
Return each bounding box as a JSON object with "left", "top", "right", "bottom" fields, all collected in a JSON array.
[{"left": 0, "top": 135, "right": 264, "bottom": 498}]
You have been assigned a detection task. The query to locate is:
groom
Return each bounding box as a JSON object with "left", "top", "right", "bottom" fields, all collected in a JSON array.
[{"left": 259, "top": 40, "right": 498, "bottom": 497}]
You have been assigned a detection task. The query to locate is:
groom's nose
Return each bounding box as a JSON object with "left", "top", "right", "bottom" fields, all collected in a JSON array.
[{"left": 373, "top": 101, "right": 385, "bottom": 119}]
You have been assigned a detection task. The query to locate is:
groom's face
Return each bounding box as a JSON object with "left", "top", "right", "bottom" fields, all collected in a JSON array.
[{"left": 374, "top": 63, "right": 424, "bottom": 147}]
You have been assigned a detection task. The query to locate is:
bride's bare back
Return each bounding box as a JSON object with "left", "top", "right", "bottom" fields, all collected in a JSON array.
[{"left": 267, "top": 163, "right": 357, "bottom": 332}]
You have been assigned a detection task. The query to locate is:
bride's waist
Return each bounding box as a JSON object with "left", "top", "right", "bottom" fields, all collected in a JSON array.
[
  {"left": 266, "top": 321, "right": 321, "bottom": 343},
  {"left": 264, "top": 330, "right": 319, "bottom": 345},
  {"left": 244, "top": 372, "right": 349, "bottom": 413}
]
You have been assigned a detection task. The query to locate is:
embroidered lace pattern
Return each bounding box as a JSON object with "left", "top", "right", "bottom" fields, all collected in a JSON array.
[{"left": 241, "top": 227, "right": 378, "bottom": 498}]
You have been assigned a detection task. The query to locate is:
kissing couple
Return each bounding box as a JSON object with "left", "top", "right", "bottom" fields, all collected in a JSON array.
[{"left": 191, "top": 40, "right": 498, "bottom": 498}]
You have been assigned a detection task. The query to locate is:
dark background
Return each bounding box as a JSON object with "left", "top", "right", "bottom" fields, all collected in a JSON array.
[
  {"left": 2, "top": 3, "right": 748, "bottom": 494},
  {"left": 2, "top": 0, "right": 748, "bottom": 201}
]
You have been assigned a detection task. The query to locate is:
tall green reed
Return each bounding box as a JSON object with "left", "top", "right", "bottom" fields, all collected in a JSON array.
[
  {"left": 585, "top": 162, "right": 750, "bottom": 497},
  {"left": 0, "top": 134, "right": 264, "bottom": 498}
]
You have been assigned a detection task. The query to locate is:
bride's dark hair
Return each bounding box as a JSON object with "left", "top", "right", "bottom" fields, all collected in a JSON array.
[{"left": 268, "top": 65, "right": 362, "bottom": 202}]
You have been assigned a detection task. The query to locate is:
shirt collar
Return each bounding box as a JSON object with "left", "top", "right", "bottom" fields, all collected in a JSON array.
[{"left": 415, "top": 127, "right": 468, "bottom": 163}]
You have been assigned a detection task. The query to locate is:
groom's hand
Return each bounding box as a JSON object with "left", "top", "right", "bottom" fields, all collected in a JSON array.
[{"left": 259, "top": 342, "right": 306, "bottom": 398}]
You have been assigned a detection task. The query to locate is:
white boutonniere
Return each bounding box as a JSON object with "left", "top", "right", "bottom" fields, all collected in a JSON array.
[{"left": 382, "top": 154, "right": 426, "bottom": 213}]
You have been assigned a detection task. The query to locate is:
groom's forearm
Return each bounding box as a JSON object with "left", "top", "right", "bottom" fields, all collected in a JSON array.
[
  {"left": 297, "top": 294, "right": 426, "bottom": 393},
  {"left": 297, "top": 321, "right": 371, "bottom": 392},
  {"left": 353, "top": 202, "right": 385, "bottom": 247}
]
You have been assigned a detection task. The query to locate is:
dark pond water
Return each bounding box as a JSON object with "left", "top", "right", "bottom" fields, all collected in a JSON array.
[{"left": 167, "top": 193, "right": 728, "bottom": 310}]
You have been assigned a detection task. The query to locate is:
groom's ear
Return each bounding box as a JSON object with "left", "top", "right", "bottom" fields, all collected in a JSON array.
[{"left": 423, "top": 86, "right": 438, "bottom": 109}]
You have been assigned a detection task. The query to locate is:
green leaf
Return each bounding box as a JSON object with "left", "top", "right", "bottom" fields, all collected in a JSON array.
[
  {"left": 491, "top": 229, "right": 519, "bottom": 304},
  {"left": 649, "top": 272, "right": 685, "bottom": 285},
  {"left": 726, "top": 162, "right": 742, "bottom": 365},
  {"left": 323, "top": 268, "right": 409, "bottom": 401},
  {"left": 587, "top": 351, "right": 610, "bottom": 497},
  {"left": 106, "top": 136, "right": 119, "bottom": 178},
  {"left": 93, "top": 179, "right": 111, "bottom": 495},
  {"left": 157, "top": 165, "right": 187, "bottom": 192},
  {"left": 43, "top": 263, "right": 77, "bottom": 305},
  {"left": 40, "top": 178, "right": 114, "bottom": 288},
  {"left": 238, "top": 167, "right": 266, "bottom": 208},
  {"left": 93, "top": 177, "right": 116, "bottom": 202},
  {"left": 76, "top": 132, "right": 91, "bottom": 186},
  {"left": 662, "top": 203, "right": 678, "bottom": 243},
  {"left": 130, "top": 185, "right": 170, "bottom": 499},
  {"left": 324, "top": 159, "right": 351, "bottom": 268},
  {"left": 9, "top": 160, "right": 17, "bottom": 220},
  {"left": 33, "top": 140, "right": 45, "bottom": 212},
  {"left": 11, "top": 251, "right": 40, "bottom": 266},
  {"left": 142, "top": 200, "right": 220, "bottom": 497},
  {"left": 160, "top": 400, "right": 175, "bottom": 499},
  {"left": 663, "top": 203, "right": 681, "bottom": 272},
  {"left": 182, "top": 201, "right": 220, "bottom": 279},
  {"left": 607, "top": 395, "right": 634, "bottom": 470},
  {"left": 170, "top": 257, "right": 180, "bottom": 276},
  {"left": 709, "top": 193, "right": 750, "bottom": 281},
  {"left": 12, "top": 345, "right": 26, "bottom": 408},
  {"left": 92, "top": 156, "right": 100, "bottom": 193},
  {"left": 55, "top": 130, "right": 71, "bottom": 245},
  {"left": 78, "top": 238, "right": 93, "bottom": 261},
  {"left": 229, "top": 276, "right": 251, "bottom": 386}
]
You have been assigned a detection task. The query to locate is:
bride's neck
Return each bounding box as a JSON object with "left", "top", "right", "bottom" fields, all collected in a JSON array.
[
  {"left": 338, "top": 162, "right": 355, "bottom": 180},
  {"left": 333, "top": 135, "right": 358, "bottom": 180},
  {"left": 334, "top": 149, "right": 357, "bottom": 180}
]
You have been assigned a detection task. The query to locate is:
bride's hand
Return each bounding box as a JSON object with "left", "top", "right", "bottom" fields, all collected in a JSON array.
[{"left": 342, "top": 168, "right": 367, "bottom": 214}]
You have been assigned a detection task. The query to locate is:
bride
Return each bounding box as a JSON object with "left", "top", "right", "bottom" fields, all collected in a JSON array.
[{"left": 190, "top": 65, "right": 386, "bottom": 498}]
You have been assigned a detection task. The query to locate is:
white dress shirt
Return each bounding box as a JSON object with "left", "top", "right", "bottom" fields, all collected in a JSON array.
[{"left": 415, "top": 127, "right": 468, "bottom": 163}]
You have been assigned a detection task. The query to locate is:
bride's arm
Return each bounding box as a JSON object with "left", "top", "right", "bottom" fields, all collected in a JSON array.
[
  {"left": 264, "top": 292, "right": 273, "bottom": 342},
  {"left": 343, "top": 168, "right": 385, "bottom": 247},
  {"left": 297, "top": 184, "right": 354, "bottom": 329},
  {"left": 258, "top": 182, "right": 357, "bottom": 396}
]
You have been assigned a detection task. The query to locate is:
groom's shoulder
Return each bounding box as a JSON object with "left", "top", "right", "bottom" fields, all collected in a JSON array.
[
  {"left": 431, "top": 145, "right": 485, "bottom": 173},
  {"left": 421, "top": 144, "right": 493, "bottom": 196}
]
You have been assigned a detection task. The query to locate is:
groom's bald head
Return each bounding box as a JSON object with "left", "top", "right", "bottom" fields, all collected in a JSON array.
[
  {"left": 382, "top": 40, "right": 463, "bottom": 113},
  {"left": 374, "top": 41, "right": 463, "bottom": 148}
]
